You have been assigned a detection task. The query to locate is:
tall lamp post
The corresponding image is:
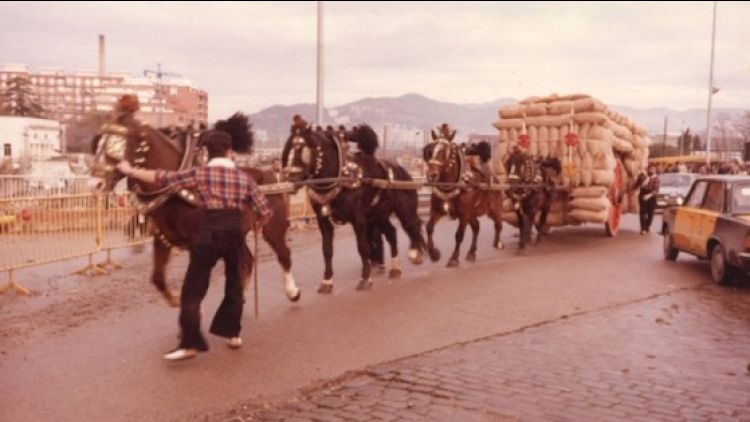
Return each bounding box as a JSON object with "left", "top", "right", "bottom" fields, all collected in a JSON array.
[
  {"left": 316, "top": 1, "right": 324, "bottom": 127},
  {"left": 705, "top": 0, "right": 718, "bottom": 165}
]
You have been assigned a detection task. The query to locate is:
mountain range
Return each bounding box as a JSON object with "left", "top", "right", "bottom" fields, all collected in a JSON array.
[{"left": 247, "top": 93, "right": 745, "bottom": 146}]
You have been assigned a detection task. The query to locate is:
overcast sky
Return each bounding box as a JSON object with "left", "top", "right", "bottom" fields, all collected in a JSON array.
[{"left": 1, "top": 1, "right": 748, "bottom": 122}]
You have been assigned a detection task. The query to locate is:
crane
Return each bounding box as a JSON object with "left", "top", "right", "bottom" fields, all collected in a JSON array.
[{"left": 143, "top": 63, "right": 181, "bottom": 128}]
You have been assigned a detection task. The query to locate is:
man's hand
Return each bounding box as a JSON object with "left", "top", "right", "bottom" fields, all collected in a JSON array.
[
  {"left": 644, "top": 193, "right": 654, "bottom": 201},
  {"left": 116, "top": 160, "right": 134, "bottom": 176}
]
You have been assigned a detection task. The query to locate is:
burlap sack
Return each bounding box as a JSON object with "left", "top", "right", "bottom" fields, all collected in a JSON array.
[
  {"left": 548, "top": 100, "right": 574, "bottom": 116},
  {"left": 567, "top": 208, "right": 608, "bottom": 224},
  {"left": 573, "top": 97, "right": 607, "bottom": 113},
  {"left": 592, "top": 169, "right": 615, "bottom": 187},
  {"left": 570, "top": 196, "right": 610, "bottom": 212},
  {"left": 570, "top": 186, "right": 608, "bottom": 198},
  {"left": 493, "top": 119, "right": 524, "bottom": 130},
  {"left": 573, "top": 112, "right": 609, "bottom": 126},
  {"left": 526, "top": 103, "right": 548, "bottom": 116},
  {"left": 500, "top": 105, "right": 526, "bottom": 119}
]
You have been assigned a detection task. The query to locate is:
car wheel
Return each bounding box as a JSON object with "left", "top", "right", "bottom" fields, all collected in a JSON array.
[
  {"left": 663, "top": 228, "right": 679, "bottom": 261},
  {"left": 710, "top": 244, "right": 735, "bottom": 285}
]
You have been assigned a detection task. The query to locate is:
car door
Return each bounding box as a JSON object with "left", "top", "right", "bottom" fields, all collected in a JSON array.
[
  {"left": 672, "top": 180, "right": 707, "bottom": 252},
  {"left": 691, "top": 181, "right": 724, "bottom": 257}
]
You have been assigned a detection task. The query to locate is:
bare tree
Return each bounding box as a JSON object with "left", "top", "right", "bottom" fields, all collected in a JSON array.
[
  {"left": 65, "top": 110, "right": 110, "bottom": 153},
  {"left": 733, "top": 110, "right": 750, "bottom": 143},
  {"left": 712, "top": 112, "right": 735, "bottom": 152}
]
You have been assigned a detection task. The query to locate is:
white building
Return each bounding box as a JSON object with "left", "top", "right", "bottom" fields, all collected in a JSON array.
[{"left": 0, "top": 116, "right": 62, "bottom": 161}]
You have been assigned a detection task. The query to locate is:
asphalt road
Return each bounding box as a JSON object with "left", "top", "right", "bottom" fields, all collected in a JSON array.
[{"left": 0, "top": 214, "right": 741, "bottom": 422}]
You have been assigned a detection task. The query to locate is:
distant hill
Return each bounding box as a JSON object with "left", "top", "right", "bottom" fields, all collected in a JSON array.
[{"left": 248, "top": 93, "right": 745, "bottom": 146}]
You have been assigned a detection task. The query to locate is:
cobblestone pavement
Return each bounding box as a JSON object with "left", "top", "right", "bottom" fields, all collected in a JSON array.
[{"left": 218, "top": 284, "right": 750, "bottom": 422}]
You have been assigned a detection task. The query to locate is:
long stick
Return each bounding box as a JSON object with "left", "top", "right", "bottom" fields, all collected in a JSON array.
[{"left": 253, "top": 226, "right": 259, "bottom": 319}]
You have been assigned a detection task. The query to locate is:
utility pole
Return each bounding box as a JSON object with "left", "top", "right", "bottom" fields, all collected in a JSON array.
[
  {"left": 705, "top": 0, "right": 718, "bottom": 165},
  {"left": 316, "top": 1, "right": 325, "bottom": 127},
  {"left": 662, "top": 116, "right": 668, "bottom": 157},
  {"left": 143, "top": 63, "right": 181, "bottom": 128}
]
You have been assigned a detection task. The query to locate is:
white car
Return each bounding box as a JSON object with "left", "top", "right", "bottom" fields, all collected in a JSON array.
[{"left": 655, "top": 173, "right": 699, "bottom": 211}]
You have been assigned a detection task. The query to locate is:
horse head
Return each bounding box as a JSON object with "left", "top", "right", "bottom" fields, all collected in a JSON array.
[
  {"left": 424, "top": 130, "right": 459, "bottom": 183},
  {"left": 282, "top": 115, "right": 319, "bottom": 184},
  {"left": 505, "top": 149, "right": 541, "bottom": 196}
]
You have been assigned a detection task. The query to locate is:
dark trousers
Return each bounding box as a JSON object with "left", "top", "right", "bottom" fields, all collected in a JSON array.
[
  {"left": 178, "top": 210, "right": 245, "bottom": 351},
  {"left": 639, "top": 195, "right": 657, "bottom": 232}
]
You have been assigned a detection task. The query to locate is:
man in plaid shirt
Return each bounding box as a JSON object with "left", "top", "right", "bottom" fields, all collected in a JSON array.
[{"left": 117, "top": 130, "right": 272, "bottom": 361}]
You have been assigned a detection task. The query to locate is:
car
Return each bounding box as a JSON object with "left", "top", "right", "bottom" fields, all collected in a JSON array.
[
  {"left": 661, "top": 175, "right": 750, "bottom": 285},
  {"left": 655, "top": 173, "right": 699, "bottom": 211}
]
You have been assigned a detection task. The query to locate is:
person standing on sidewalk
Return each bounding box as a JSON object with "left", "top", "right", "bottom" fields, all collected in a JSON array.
[
  {"left": 116, "top": 130, "right": 272, "bottom": 361},
  {"left": 637, "top": 165, "right": 660, "bottom": 234}
]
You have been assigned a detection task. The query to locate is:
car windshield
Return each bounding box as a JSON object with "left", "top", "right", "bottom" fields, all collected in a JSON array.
[
  {"left": 731, "top": 184, "right": 750, "bottom": 214},
  {"left": 658, "top": 174, "right": 694, "bottom": 187}
]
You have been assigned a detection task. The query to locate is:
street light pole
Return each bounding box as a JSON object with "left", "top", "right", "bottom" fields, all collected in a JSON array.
[
  {"left": 316, "top": 1, "right": 324, "bottom": 127},
  {"left": 705, "top": 0, "right": 718, "bottom": 165}
]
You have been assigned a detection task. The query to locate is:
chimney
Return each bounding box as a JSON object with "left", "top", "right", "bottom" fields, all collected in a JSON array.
[{"left": 98, "top": 34, "right": 105, "bottom": 77}]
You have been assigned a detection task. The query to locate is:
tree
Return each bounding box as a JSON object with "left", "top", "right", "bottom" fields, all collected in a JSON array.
[
  {"left": 733, "top": 110, "right": 750, "bottom": 143},
  {"left": 64, "top": 110, "right": 110, "bottom": 153},
  {"left": 0, "top": 76, "right": 46, "bottom": 118},
  {"left": 678, "top": 128, "right": 692, "bottom": 155},
  {"left": 712, "top": 112, "right": 734, "bottom": 152},
  {"left": 691, "top": 134, "right": 703, "bottom": 152}
]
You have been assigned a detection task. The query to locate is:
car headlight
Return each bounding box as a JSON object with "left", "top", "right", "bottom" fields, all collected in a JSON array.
[{"left": 676, "top": 196, "right": 684, "bottom": 206}]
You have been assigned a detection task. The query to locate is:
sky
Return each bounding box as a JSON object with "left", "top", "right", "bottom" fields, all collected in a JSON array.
[{"left": 1, "top": 1, "right": 748, "bottom": 123}]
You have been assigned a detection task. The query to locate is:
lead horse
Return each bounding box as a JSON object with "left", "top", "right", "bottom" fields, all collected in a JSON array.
[
  {"left": 422, "top": 129, "right": 505, "bottom": 267},
  {"left": 282, "top": 117, "right": 430, "bottom": 293},
  {"left": 88, "top": 101, "right": 300, "bottom": 307}
]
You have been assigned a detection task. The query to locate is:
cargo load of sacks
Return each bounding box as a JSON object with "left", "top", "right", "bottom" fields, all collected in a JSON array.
[{"left": 492, "top": 93, "right": 651, "bottom": 227}]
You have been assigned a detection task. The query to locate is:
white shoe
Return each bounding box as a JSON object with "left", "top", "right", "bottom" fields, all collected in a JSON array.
[
  {"left": 228, "top": 337, "right": 242, "bottom": 349},
  {"left": 163, "top": 348, "right": 198, "bottom": 361}
]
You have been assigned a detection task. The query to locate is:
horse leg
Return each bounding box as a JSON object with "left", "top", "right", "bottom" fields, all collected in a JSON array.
[
  {"left": 490, "top": 203, "right": 505, "bottom": 250},
  {"left": 535, "top": 201, "right": 550, "bottom": 246},
  {"left": 151, "top": 238, "right": 178, "bottom": 307},
  {"left": 318, "top": 215, "right": 336, "bottom": 294},
  {"left": 447, "top": 219, "right": 468, "bottom": 268},
  {"left": 262, "top": 224, "right": 301, "bottom": 302},
  {"left": 392, "top": 200, "right": 426, "bottom": 265},
  {"left": 353, "top": 219, "right": 373, "bottom": 291},
  {"left": 379, "top": 220, "right": 401, "bottom": 279},
  {"left": 425, "top": 212, "right": 442, "bottom": 262},
  {"left": 367, "top": 223, "right": 386, "bottom": 273},
  {"left": 516, "top": 211, "right": 527, "bottom": 255},
  {"left": 465, "top": 217, "right": 480, "bottom": 262}
]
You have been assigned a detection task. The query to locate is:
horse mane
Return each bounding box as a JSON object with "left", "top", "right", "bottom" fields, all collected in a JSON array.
[
  {"left": 350, "top": 124, "right": 379, "bottom": 156},
  {"left": 541, "top": 156, "right": 562, "bottom": 174},
  {"left": 468, "top": 141, "right": 491, "bottom": 163},
  {"left": 91, "top": 134, "right": 102, "bottom": 154},
  {"left": 213, "top": 112, "right": 254, "bottom": 153}
]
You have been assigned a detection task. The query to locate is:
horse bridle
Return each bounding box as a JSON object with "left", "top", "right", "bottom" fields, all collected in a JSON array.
[{"left": 428, "top": 137, "right": 468, "bottom": 202}]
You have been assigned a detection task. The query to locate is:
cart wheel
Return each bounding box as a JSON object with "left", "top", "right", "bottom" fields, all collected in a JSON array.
[{"left": 605, "top": 162, "right": 624, "bottom": 238}]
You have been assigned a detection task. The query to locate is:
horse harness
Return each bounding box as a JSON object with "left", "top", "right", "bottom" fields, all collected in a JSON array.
[
  {"left": 429, "top": 137, "right": 491, "bottom": 204},
  {"left": 507, "top": 154, "right": 556, "bottom": 211}
]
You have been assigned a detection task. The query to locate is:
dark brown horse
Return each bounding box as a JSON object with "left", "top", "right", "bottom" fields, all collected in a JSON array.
[
  {"left": 281, "top": 118, "right": 429, "bottom": 293},
  {"left": 87, "top": 112, "right": 301, "bottom": 307},
  {"left": 422, "top": 129, "right": 505, "bottom": 267},
  {"left": 504, "top": 149, "right": 561, "bottom": 254}
]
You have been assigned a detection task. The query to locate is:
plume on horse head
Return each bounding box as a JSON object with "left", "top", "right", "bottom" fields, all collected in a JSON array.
[
  {"left": 213, "top": 112, "right": 254, "bottom": 153},
  {"left": 350, "top": 124, "right": 379, "bottom": 156},
  {"left": 468, "top": 141, "right": 492, "bottom": 164}
]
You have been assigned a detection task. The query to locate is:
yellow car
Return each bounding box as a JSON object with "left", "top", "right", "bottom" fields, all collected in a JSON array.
[{"left": 661, "top": 175, "right": 750, "bottom": 285}]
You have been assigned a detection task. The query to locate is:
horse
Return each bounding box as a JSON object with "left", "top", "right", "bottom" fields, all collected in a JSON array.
[
  {"left": 504, "top": 148, "right": 562, "bottom": 254},
  {"left": 87, "top": 111, "right": 301, "bottom": 307},
  {"left": 422, "top": 130, "right": 505, "bottom": 268},
  {"left": 281, "top": 117, "right": 429, "bottom": 293}
]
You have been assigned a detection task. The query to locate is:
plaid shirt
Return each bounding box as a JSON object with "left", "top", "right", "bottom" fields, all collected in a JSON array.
[{"left": 155, "top": 166, "right": 272, "bottom": 219}]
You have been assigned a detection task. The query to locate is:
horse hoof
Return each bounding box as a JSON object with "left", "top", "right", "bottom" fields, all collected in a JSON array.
[
  {"left": 356, "top": 279, "right": 373, "bottom": 291},
  {"left": 408, "top": 249, "right": 424, "bottom": 265},
  {"left": 447, "top": 259, "right": 459, "bottom": 268},
  {"left": 388, "top": 269, "right": 402, "bottom": 279},
  {"left": 466, "top": 254, "right": 476, "bottom": 262},
  {"left": 289, "top": 290, "right": 301, "bottom": 302},
  {"left": 167, "top": 296, "right": 181, "bottom": 308},
  {"left": 429, "top": 249, "right": 441, "bottom": 262},
  {"left": 317, "top": 284, "right": 333, "bottom": 294},
  {"left": 495, "top": 242, "right": 505, "bottom": 250}
]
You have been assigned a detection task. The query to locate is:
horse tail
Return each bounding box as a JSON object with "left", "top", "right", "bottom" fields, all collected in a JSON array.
[{"left": 213, "top": 112, "right": 254, "bottom": 154}]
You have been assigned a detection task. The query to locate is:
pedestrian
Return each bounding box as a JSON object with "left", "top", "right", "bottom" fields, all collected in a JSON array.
[
  {"left": 637, "top": 164, "right": 660, "bottom": 234},
  {"left": 271, "top": 157, "right": 283, "bottom": 182},
  {"left": 116, "top": 130, "right": 272, "bottom": 361}
]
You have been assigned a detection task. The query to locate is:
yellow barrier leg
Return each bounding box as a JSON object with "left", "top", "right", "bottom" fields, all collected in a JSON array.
[
  {"left": 0, "top": 270, "right": 31, "bottom": 296},
  {"left": 97, "top": 249, "right": 123, "bottom": 270},
  {"left": 74, "top": 253, "right": 109, "bottom": 276}
]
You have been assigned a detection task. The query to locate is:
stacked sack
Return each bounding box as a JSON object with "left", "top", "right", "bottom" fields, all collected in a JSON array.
[{"left": 492, "top": 93, "right": 651, "bottom": 227}]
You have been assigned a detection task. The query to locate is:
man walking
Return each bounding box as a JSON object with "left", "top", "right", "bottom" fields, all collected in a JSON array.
[
  {"left": 638, "top": 165, "right": 660, "bottom": 234},
  {"left": 117, "top": 130, "right": 272, "bottom": 361}
]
